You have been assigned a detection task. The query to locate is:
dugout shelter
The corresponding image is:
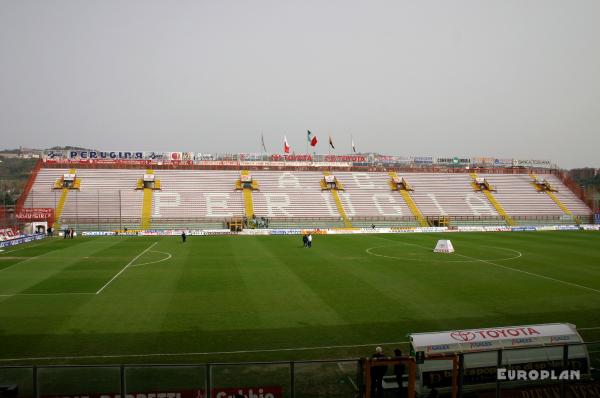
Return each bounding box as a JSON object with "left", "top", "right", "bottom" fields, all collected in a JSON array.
[{"left": 407, "top": 323, "right": 590, "bottom": 397}]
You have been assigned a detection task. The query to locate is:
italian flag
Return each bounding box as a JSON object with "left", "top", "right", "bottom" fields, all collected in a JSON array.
[
  {"left": 284, "top": 136, "right": 290, "bottom": 153},
  {"left": 307, "top": 130, "right": 318, "bottom": 147}
]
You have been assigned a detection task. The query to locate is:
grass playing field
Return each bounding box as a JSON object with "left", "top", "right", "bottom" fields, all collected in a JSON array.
[{"left": 0, "top": 231, "right": 599, "bottom": 366}]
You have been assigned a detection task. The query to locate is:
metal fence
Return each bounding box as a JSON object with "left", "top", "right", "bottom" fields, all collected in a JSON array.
[
  {"left": 0, "top": 359, "right": 362, "bottom": 398},
  {"left": 1, "top": 342, "right": 598, "bottom": 398}
]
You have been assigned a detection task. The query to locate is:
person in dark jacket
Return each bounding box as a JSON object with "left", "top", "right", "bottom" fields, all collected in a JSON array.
[
  {"left": 371, "top": 346, "right": 388, "bottom": 398},
  {"left": 181, "top": 231, "right": 187, "bottom": 243},
  {"left": 302, "top": 234, "right": 308, "bottom": 248},
  {"left": 394, "top": 349, "right": 406, "bottom": 398}
]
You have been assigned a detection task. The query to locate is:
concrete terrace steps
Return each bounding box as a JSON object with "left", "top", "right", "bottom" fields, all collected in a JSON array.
[{"left": 21, "top": 168, "right": 593, "bottom": 229}]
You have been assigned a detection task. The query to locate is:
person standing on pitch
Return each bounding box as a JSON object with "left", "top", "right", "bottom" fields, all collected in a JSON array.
[
  {"left": 307, "top": 233, "right": 313, "bottom": 248},
  {"left": 302, "top": 233, "right": 308, "bottom": 248},
  {"left": 181, "top": 231, "right": 187, "bottom": 243}
]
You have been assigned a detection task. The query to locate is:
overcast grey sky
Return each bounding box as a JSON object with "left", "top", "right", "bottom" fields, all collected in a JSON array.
[{"left": 1, "top": 1, "right": 599, "bottom": 168}]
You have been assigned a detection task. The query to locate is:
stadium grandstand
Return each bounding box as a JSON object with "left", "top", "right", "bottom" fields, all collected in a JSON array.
[{"left": 15, "top": 150, "right": 595, "bottom": 233}]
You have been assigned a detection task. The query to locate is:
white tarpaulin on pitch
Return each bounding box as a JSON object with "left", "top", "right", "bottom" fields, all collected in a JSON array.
[
  {"left": 434, "top": 239, "right": 454, "bottom": 253},
  {"left": 410, "top": 323, "right": 583, "bottom": 355}
]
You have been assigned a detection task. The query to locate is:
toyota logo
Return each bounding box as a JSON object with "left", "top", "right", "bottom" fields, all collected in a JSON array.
[{"left": 451, "top": 331, "right": 476, "bottom": 342}]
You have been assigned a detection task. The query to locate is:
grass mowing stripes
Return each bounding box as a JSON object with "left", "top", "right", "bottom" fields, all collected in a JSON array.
[{"left": 0, "top": 231, "right": 598, "bottom": 365}]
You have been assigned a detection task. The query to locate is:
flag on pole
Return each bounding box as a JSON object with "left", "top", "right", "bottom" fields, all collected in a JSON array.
[
  {"left": 307, "top": 130, "right": 318, "bottom": 147},
  {"left": 261, "top": 133, "right": 267, "bottom": 152},
  {"left": 351, "top": 137, "right": 356, "bottom": 153},
  {"left": 329, "top": 135, "right": 335, "bottom": 149},
  {"left": 284, "top": 136, "right": 290, "bottom": 153}
]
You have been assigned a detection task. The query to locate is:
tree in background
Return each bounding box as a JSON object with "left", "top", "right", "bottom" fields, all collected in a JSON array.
[{"left": 0, "top": 157, "right": 38, "bottom": 205}]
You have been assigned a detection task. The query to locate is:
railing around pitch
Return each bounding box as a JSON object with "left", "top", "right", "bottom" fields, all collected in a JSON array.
[
  {"left": 0, "top": 341, "right": 598, "bottom": 398},
  {"left": 55, "top": 214, "right": 590, "bottom": 232}
]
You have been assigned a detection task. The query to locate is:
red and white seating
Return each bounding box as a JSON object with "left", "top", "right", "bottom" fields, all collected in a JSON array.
[
  {"left": 20, "top": 168, "right": 593, "bottom": 229},
  {"left": 405, "top": 173, "right": 498, "bottom": 217}
]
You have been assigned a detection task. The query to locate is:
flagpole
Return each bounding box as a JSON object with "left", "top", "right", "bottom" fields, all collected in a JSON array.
[{"left": 306, "top": 130, "right": 309, "bottom": 156}]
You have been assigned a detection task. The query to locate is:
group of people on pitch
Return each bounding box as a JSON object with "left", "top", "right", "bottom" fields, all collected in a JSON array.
[{"left": 302, "top": 233, "right": 313, "bottom": 248}]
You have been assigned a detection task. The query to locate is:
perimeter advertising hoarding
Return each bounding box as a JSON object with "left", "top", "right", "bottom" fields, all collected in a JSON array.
[
  {"left": 43, "top": 150, "right": 555, "bottom": 169},
  {"left": 44, "top": 158, "right": 154, "bottom": 166},
  {"left": 472, "top": 157, "right": 514, "bottom": 167},
  {"left": 476, "top": 382, "right": 600, "bottom": 398},
  {"left": 412, "top": 156, "right": 434, "bottom": 165},
  {"left": 68, "top": 151, "right": 145, "bottom": 160},
  {"left": 0, "top": 233, "right": 45, "bottom": 248},
  {"left": 435, "top": 157, "right": 471, "bottom": 165},
  {"left": 512, "top": 159, "right": 555, "bottom": 168},
  {"left": 41, "top": 386, "right": 283, "bottom": 398},
  {"left": 16, "top": 208, "right": 54, "bottom": 221}
]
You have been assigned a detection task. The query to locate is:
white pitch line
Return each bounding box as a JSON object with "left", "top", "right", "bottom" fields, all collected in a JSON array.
[
  {"left": 365, "top": 245, "right": 522, "bottom": 263},
  {"left": 373, "top": 236, "right": 600, "bottom": 294},
  {"left": 95, "top": 241, "right": 158, "bottom": 294},
  {"left": 1, "top": 328, "right": 598, "bottom": 362},
  {"left": 130, "top": 250, "right": 172, "bottom": 267},
  {"left": 451, "top": 251, "right": 600, "bottom": 294},
  {"left": 0, "top": 251, "right": 49, "bottom": 273},
  {"left": 0, "top": 292, "right": 95, "bottom": 298},
  {"left": 0, "top": 340, "right": 410, "bottom": 362}
]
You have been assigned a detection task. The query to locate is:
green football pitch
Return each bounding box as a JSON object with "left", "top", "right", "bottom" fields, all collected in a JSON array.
[{"left": 0, "top": 231, "right": 599, "bottom": 365}]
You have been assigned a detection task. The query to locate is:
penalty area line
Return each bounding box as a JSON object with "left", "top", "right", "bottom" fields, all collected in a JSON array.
[{"left": 95, "top": 241, "right": 158, "bottom": 295}]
